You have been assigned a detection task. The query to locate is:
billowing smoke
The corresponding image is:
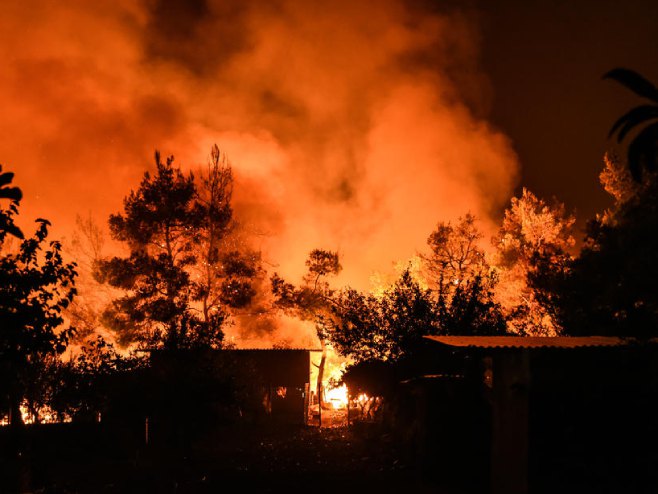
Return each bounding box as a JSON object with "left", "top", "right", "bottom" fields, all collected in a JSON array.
[{"left": 0, "top": 0, "right": 518, "bottom": 302}]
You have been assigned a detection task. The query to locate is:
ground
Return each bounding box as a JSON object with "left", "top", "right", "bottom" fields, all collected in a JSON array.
[{"left": 0, "top": 421, "right": 424, "bottom": 493}]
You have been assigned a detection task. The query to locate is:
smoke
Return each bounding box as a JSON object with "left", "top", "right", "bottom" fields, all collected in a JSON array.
[{"left": 0, "top": 1, "right": 519, "bottom": 336}]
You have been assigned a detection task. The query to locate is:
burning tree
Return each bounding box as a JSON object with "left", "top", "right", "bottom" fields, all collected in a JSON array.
[
  {"left": 96, "top": 146, "right": 260, "bottom": 350},
  {"left": 0, "top": 165, "right": 77, "bottom": 426},
  {"left": 422, "top": 214, "right": 487, "bottom": 300},
  {"left": 422, "top": 214, "right": 506, "bottom": 336},
  {"left": 319, "top": 215, "right": 506, "bottom": 366},
  {"left": 271, "top": 249, "right": 341, "bottom": 409},
  {"left": 95, "top": 151, "right": 212, "bottom": 349},
  {"left": 319, "top": 217, "right": 506, "bottom": 410},
  {"left": 64, "top": 214, "right": 120, "bottom": 345},
  {"left": 494, "top": 188, "right": 575, "bottom": 335}
]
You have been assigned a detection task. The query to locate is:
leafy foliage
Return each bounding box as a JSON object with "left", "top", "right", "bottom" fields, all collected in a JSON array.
[
  {"left": 0, "top": 164, "right": 24, "bottom": 242},
  {"left": 439, "top": 272, "right": 507, "bottom": 337},
  {"left": 271, "top": 249, "right": 341, "bottom": 321},
  {"left": 494, "top": 188, "right": 575, "bottom": 335},
  {"left": 323, "top": 270, "right": 438, "bottom": 363},
  {"left": 271, "top": 249, "right": 342, "bottom": 407},
  {"left": 193, "top": 146, "right": 261, "bottom": 315},
  {"left": 535, "top": 178, "right": 658, "bottom": 337},
  {"left": 0, "top": 166, "right": 77, "bottom": 425},
  {"left": 324, "top": 269, "right": 505, "bottom": 365},
  {"left": 97, "top": 152, "right": 210, "bottom": 349},
  {"left": 422, "top": 214, "right": 487, "bottom": 301},
  {"left": 97, "top": 146, "right": 262, "bottom": 350}
]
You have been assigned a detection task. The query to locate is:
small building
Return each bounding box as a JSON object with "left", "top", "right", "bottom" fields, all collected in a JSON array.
[
  {"left": 149, "top": 348, "right": 319, "bottom": 425},
  {"left": 227, "top": 349, "right": 317, "bottom": 425},
  {"left": 419, "top": 336, "right": 658, "bottom": 494}
]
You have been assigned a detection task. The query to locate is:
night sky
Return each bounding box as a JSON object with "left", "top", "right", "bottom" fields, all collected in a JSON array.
[{"left": 475, "top": 0, "right": 658, "bottom": 224}]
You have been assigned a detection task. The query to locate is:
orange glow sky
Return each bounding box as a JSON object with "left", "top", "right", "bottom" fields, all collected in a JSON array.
[{"left": 1, "top": 0, "right": 657, "bottom": 290}]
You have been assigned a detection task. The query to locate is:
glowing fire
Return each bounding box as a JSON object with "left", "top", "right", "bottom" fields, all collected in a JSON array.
[
  {"left": 325, "top": 384, "right": 348, "bottom": 409},
  {"left": 0, "top": 401, "right": 70, "bottom": 426}
]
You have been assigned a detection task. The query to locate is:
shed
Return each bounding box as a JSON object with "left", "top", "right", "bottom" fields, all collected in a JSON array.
[
  {"left": 149, "top": 348, "right": 319, "bottom": 425},
  {"left": 421, "top": 335, "right": 658, "bottom": 494},
  {"left": 226, "top": 349, "right": 317, "bottom": 424}
]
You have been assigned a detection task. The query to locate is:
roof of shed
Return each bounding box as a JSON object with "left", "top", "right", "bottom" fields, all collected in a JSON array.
[{"left": 423, "top": 335, "right": 644, "bottom": 349}]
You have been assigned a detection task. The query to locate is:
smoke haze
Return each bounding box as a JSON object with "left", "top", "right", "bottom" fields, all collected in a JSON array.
[{"left": 0, "top": 0, "right": 519, "bottom": 294}]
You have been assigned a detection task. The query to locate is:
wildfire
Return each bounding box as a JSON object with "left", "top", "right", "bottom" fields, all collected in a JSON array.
[
  {"left": 325, "top": 384, "right": 348, "bottom": 409},
  {"left": 0, "top": 402, "right": 69, "bottom": 426}
]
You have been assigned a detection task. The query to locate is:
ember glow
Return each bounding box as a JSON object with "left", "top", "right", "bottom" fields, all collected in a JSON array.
[
  {"left": 325, "top": 385, "right": 349, "bottom": 410},
  {"left": 0, "top": 402, "right": 69, "bottom": 426}
]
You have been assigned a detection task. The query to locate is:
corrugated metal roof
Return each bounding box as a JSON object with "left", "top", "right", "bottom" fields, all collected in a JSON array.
[
  {"left": 231, "top": 347, "right": 322, "bottom": 352},
  {"left": 424, "top": 335, "right": 638, "bottom": 349},
  {"left": 145, "top": 347, "right": 322, "bottom": 353}
]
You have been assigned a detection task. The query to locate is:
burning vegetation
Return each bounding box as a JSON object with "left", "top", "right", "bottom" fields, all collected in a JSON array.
[
  {"left": 3, "top": 96, "right": 658, "bottom": 425},
  {"left": 1, "top": 1, "right": 658, "bottom": 489}
]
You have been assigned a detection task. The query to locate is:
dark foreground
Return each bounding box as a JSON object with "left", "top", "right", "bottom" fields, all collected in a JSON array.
[{"left": 0, "top": 422, "right": 425, "bottom": 494}]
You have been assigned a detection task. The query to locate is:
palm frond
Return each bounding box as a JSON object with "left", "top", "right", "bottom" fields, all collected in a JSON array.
[
  {"left": 627, "top": 123, "right": 658, "bottom": 181},
  {"left": 604, "top": 68, "right": 658, "bottom": 103},
  {"left": 608, "top": 105, "right": 658, "bottom": 141}
]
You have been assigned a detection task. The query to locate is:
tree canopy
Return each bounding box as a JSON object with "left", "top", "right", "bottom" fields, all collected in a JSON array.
[
  {"left": 96, "top": 146, "right": 261, "bottom": 350},
  {"left": 494, "top": 188, "right": 575, "bottom": 335},
  {"left": 0, "top": 164, "right": 77, "bottom": 426}
]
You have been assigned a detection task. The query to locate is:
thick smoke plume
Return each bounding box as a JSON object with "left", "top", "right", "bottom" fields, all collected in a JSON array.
[{"left": 0, "top": 1, "right": 519, "bottom": 331}]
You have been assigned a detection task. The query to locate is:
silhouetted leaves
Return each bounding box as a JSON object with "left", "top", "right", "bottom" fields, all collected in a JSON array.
[
  {"left": 534, "top": 178, "right": 658, "bottom": 337},
  {"left": 605, "top": 68, "right": 658, "bottom": 181},
  {"left": 97, "top": 152, "right": 220, "bottom": 350},
  {"left": 0, "top": 167, "right": 77, "bottom": 425},
  {"left": 0, "top": 164, "right": 24, "bottom": 241},
  {"left": 604, "top": 68, "right": 658, "bottom": 102}
]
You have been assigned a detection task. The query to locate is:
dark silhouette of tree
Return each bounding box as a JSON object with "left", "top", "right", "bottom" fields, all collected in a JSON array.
[
  {"left": 439, "top": 272, "right": 507, "bottom": 336},
  {"left": 193, "top": 145, "right": 260, "bottom": 323},
  {"left": 271, "top": 249, "right": 341, "bottom": 409},
  {"left": 529, "top": 76, "right": 658, "bottom": 338},
  {"left": 96, "top": 147, "right": 260, "bottom": 350},
  {"left": 533, "top": 159, "right": 658, "bottom": 337},
  {"left": 0, "top": 166, "right": 77, "bottom": 426},
  {"left": 0, "top": 164, "right": 24, "bottom": 241},
  {"left": 96, "top": 151, "right": 218, "bottom": 349},
  {"left": 604, "top": 68, "right": 658, "bottom": 181},
  {"left": 323, "top": 270, "right": 438, "bottom": 364},
  {"left": 49, "top": 336, "right": 144, "bottom": 422},
  {"left": 325, "top": 268, "right": 505, "bottom": 367}
]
